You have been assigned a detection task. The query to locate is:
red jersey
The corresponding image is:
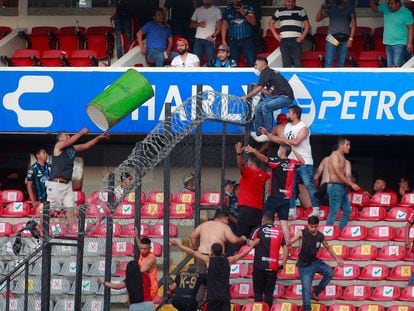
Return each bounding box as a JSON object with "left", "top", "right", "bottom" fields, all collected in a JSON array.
[
  {"left": 142, "top": 272, "right": 152, "bottom": 301},
  {"left": 238, "top": 165, "right": 269, "bottom": 210},
  {"left": 268, "top": 156, "right": 301, "bottom": 199}
]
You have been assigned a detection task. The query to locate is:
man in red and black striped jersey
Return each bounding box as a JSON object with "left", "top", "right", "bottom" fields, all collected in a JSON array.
[
  {"left": 405, "top": 209, "right": 414, "bottom": 285},
  {"left": 250, "top": 213, "right": 288, "bottom": 308},
  {"left": 245, "top": 143, "right": 304, "bottom": 244}
]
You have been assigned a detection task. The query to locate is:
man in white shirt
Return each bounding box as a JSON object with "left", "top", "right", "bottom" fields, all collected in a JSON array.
[
  {"left": 190, "top": 0, "right": 222, "bottom": 65},
  {"left": 170, "top": 38, "right": 200, "bottom": 67}
]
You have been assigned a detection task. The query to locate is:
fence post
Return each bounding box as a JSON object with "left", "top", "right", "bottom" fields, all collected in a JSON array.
[
  {"left": 134, "top": 143, "right": 143, "bottom": 261},
  {"left": 194, "top": 84, "right": 203, "bottom": 227},
  {"left": 74, "top": 205, "right": 86, "bottom": 310},
  {"left": 103, "top": 173, "right": 115, "bottom": 311},
  {"left": 41, "top": 202, "right": 51, "bottom": 311}
]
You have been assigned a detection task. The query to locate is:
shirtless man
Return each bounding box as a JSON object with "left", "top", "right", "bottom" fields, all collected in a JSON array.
[
  {"left": 325, "top": 137, "right": 360, "bottom": 230},
  {"left": 190, "top": 208, "right": 247, "bottom": 262}
]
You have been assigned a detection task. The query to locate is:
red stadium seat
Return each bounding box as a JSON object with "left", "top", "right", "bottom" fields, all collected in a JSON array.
[
  {"left": 272, "top": 282, "right": 285, "bottom": 298},
  {"left": 366, "top": 225, "right": 396, "bottom": 241},
  {"left": 399, "top": 285, "right": 414, "bottom": 301},
  {"left": 84, "top": 31, "right": 114, "bottom": 63},
  {"left": 318, "top": 244, "right": 350, "bottom": 260},
  {"left": 31, "top": 26, "right": 58, "bottom": 34},
  {"left": 333, "top": 264, "right": 360, "bottom": 280},
  {"left": 341, "top": 284, "right": 372, "bottom": 300},
  {"left": 245, "top": 263, "right": 253, "bottom": 278},
  {"left": 60, "top": 26, "right": 87, "bottom": 34},
  {"left": 141, "top": 203, "right": 164, "bottom": 218},
  {"left": 55, "top": 31, "right": 82, "bottom": 52},
  {"left": 1, "top": 189, "right": 25, "bottom": 203},
  {"left": 317, "top": 284, "right": 343, "bottom": 300},
  {"left": 348, "top": 244, "right": 378, "bottom": 261},
  {"left": 13, "top": 221, "right": 41, "bottom": 237},
  {"left": 387, "top": 264, "right": 412, "bottom": 281},
  {"left": 229, "top": 262, "right": 247, "bottom": 278},
  {"left": 399, "top": 193, "right": 414, "bottom": 207},
  {"left": 277, "top": 263, "right": 299, "bottom": 279},
  {"left": 370, "top": 285, "right": 401, "bottom": 301},
  {"left": 89, "top": 223, "right": 122, "bottom": 238},
  {"left": 372, "top": 27, "right": 385, "bottom": 51},
  {"left": 231, "top": 302, "right": 242, "bottom": 311},
  {"left": 169, "top": 203, "right": 193, "bottom": 218},
  {"left": 358, "top": 264, "right": 389, "bottom": 280},
  {"left": 67, "top": 49, "right": 98, "bottom": 66},
  {"left": 394, "top": 226, "right": 414, "bottom": 242},
  {"left": 328, "top": 304, "right": 355, "bottom": 311},
  {"left": 87, "top": 190, "right": 112, "bottom": 203},
  {"left": 242, "top": 302, "right": 269, "bottom": 311},
  {"left": 385, "top": 207, "right": 412, "bottom": 221},
  {"left": 348, "top": 192, "right": 370, "bottom": 207},
  {"left": 283, "top": 283, "right": 303, "bottom": 300},
  {"left": 114, "top": 261, "right": 128, "bottom": 277},
  {"left": 358, "top": 206, "right": 386, "bottom": 221},
  {"left": 303, "top": 206, "right": 328, "bottom": 221},
  {"left": 19, "top": 28, "right": 57, "bottom": 52},
  {"left": 299, "top": 304, "right": 327, "bottom": 311},
  {"left": 387, "top": 306, "right": 414, "bottom": 311},
  {"left": 174, "top": 191, "right": 195, "bottom": 204},
  {"left": 376, "top": 245, "right": 406, "bottom": 261},
  {"left": 338, "top": 225, "right": 368, "bottom": 241},
  {"left": 119, "top": 223, "right": 150, "bottom": 238},
  {"left": 73, "top": 190, "right": 85, "bottom": 205},
  {"left": 113, "top": 203, "right": 135, "bottom": 219},
  {"left": 0, "top": 26, "right": 12, "bottom": 39},
  {"left": 405, "top": 251, "right": 414, "bottom": 261},
  {"left": 288, "top": 247, "right": 300, "bottom": 260},
  {"left": 289, "top": 224, "right": 306, "bottom": 239},
  {"left": 336, "top": 205, "right": 359, "bottom": 221},
  {"left": 111, "top": 241, "right": 134, "bottom": 257},
  {"left": 147, "top": 191, "right": 173, "bottom": 203},
  {"left": 122, "top": 191, "right": 146, "bottom": 203},
  {"left": 263, "top": 35, "right": 280, "bottom": 54},
  {"left": 147, "top": 222, "right": 178, "bottom": 238},
  {"left": 314, "top": 26, "right": 328, "bottom": 51},
  {"left": 238, "top": 245, "right": 255, "bottom": 260},
  {"left": 0, "top": 221, "right": 13, "bottom": 236},
  {"left": 49, "top": 221, "right": 68, "bottom": 237},
  {"left": 301, "top": 51, "right": 325, "bottom": 68},
  {"left": 356, "top": 51, "right": 386, "bottom": 68},
  {"left": 270, "top": 302, "right": 298, "bottom": 311},
  {"left": 230, "top": 283, "right": 254, "bottom": 299},
  {"left": 2, "top": 202, "right": 30, "bottom": 217},
  {"left": 86, "top": 26, "right": 114, "bottom": 34},
  {"left": 357, "top": 304, "right": 385, "bottom": 311},
  {"left": 200, "top": 192, "right": 221, "bottom": 206},
  {"left": 348, "top": 26, "right": 372, "bottom": 54},
  {"left": 85, "top": 201, "right": 110, "bottom": 219},
  {"left": 370, "top": 192, "right": 398, "bottom": 207},
  {"left": 151, "top": 241, "right": 162, "bottom": 257}
]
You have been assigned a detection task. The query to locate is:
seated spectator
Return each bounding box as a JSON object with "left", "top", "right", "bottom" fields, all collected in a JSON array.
[
  {"left": 372, "top": 175, "right": 395, "bottom": 195},
  {"left": 398, "top": 176, "right": 412, "bottom": 200},
  {"left": 137, "top": 8, "right": 174, "bottom": 67},
  {"left": 170, "top": 37, "right": 200, "bottom": 67},
  {"left": 207, "top": 44, "right": 237, "bottom": 67},
  {"left": 181, "top": 172, "right": 195, "bottom": 192},
  {"left": 115, "top": 172, "right": 133, "bottom": 201}
]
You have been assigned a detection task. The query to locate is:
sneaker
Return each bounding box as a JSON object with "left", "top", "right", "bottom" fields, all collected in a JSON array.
[
  {"left": 311, "top": 207, "right": 320, "bottom": 217},
  {"left": 250, "top": 131, "right": 269, "bottom": 143},
  {"left": 311, "top": 291, "right": 319, "bottom": 301},
  {"left": 288, "top": 208, "right": 297, "bottom": 219}
]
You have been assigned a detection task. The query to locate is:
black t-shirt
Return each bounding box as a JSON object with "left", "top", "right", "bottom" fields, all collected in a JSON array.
[
  {"left": 50, "top": 146, "right": 76, "bottom": 181},
  {"left": 297, "top": 229, "right": 325, "bottom": 267},
  {"left": 207, "top": 256, "right": 230, "bottom": 301},
  {"left": 251, "top": 223, "right": 285, "bottom": 271},
  {"left": 268, "top": 156, "right": 301, "bottom": 199},
  {"left": 174, "top": 271, "right": 207, "bottom": 297},
  {"left": 258, "top": 67, "right": 294, "bottom": 98}
]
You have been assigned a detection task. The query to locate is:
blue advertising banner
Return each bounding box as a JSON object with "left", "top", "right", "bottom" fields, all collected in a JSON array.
[{"left": 0, "top": 68, "right": 413, "bottom": 135}]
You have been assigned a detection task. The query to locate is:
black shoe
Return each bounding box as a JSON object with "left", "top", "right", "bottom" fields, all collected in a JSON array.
[{"left": 311, "top": 291, "right": 319, "bottom": 301}]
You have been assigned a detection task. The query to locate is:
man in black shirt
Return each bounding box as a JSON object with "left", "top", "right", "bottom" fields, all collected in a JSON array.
[
  {"left": 242, "top": 57, "right": 294, "bottom": 142},
  {"left": 250, "top": 213, "right": 288, "bottom": 308},
  {"left": 169, "top": 264, "right": 207, "bottom": 311},
  {"left": 290, "top": 216, "right": 344, "bottom": 311}
]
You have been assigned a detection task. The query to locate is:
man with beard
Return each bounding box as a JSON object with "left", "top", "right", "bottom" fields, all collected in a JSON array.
[
  {"left": 207, "top": 44, "right": 237, "bottom": 67},
  {"left": 170, "top": 37, "right": 200, "bottom": 67}
]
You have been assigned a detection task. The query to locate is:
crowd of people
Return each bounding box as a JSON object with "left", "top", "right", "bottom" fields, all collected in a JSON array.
[{"left": 110, "top": 0, "right": 414, "bottom": 68}]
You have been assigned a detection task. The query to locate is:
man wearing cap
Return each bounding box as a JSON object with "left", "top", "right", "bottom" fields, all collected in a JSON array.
[
  {"left": 170, "top": 37, "right": 200, "bottom": 67},
  {"left": 258, "top": 113, "right": 288, "bottom": 154},
  {"left": 221, "top": 0, "right": 256, "bottom": 67},
  {"left": 242, "top": 57, "right": 294, "bottom": 143},
  {"left": 182, "top": 172, "right": 195, "bottom": 192},
  {"left": 207, "top": 44, "right": 237, "bottom": 67},
  {"left": 115, "top": 172, "right": 133, "bottom": 201},
  {"left": 137, "top": 8, "right": 174, "bottom": 67},
  {"left": 190, "top": 0, "right": 222, "bottom": 65}
]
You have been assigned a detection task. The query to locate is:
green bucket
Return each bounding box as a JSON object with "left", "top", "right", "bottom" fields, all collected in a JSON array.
[{"left": 86, "top": 69, "right": 154, "bottom": 131}]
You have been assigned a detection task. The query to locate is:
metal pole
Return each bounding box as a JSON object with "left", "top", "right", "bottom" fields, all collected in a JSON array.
[
  {"left": 244, "top": 84, "right": 255, "bottom": 147},
  {"left": 74, "top": 206, "right": 86, "bottom": 310},
  {"left": 103, "top": 173, "right": 115, "bottom": 311},
  {"left": 41, "top": 201, "right": 51, "bottom": 311},
  {"left": 134, "top": 143, "right": 142, "bottom": 261},
  {"left": 220, "top": 122, "right": 227, "bottom": 206},
  {"left": 163, "top": 102, "right": 172, "bottom": 297},
  {"left": 23, "top": 261, "right": 29, "bottom": 311},
  {"left": 194, "top": 85, "right": 203, "bottom": 227},
  {"left": 6, "top": 277, "right": 10, "bottom": 311}
]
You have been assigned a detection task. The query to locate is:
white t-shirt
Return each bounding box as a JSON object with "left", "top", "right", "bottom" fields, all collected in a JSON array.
[
  {"left": 191, "top": 5, "right": 222, "bottom": 39},
  {"left": 284, "top": 120, "right": 314, "bottom": 165},
  {"left": 171, "top": 53, "right": 200, "bottom": 67}
]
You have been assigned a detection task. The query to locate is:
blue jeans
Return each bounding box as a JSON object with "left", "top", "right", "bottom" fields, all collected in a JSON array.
[
  {"left": 326, "top": 183, "right": 351, "bottom": 230},
  {"left": 290, "top": 165, "right": 319, "bottom": 210},
  {"left": 193, "top": 38, "right": 215, "bottom": 65},
  {"left": 229, "top": 37, "right": 256, "bottom": 67},
  {"left": 146, "top": 49, "right": 165, "bottom": 67},
  {"left": 254, "top": 94, "right": 293, "bottom": 132},
  {"left": 114, "top": 16, "right": 133, "bottom": 59},
  {"left": 386, "top": 44, "right": 408, "bottom": 67},
  {"left": 299, "top": 260, "right": 333, "bottom": 311},
  {"left": 325, "top": 40, "right": 348, "bottom": 67},
  {"left": 129, "top": 301, "right": 155, "bottom": 311}
]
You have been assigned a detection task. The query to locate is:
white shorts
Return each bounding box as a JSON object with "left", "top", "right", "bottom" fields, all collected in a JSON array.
[{"left": 46, "top": 180, "right": 75, "bottom": 209}]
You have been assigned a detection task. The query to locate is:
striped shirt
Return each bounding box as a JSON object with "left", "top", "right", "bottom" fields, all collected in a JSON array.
[
  {"left": 222, "top": 4, "right": 255, "bottom": 40},
  {"left": 272, "top": 6, "right": 308, "bottom": 39},
  {"left": 26, "top": 162, "right": 51, "bottom": 202}
]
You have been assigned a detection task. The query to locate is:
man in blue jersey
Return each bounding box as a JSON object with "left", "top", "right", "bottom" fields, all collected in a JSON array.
[
  {"left": 207, "top": 44, "right": 237, "bottom": 67},
  {"left": 27, "top": 148, "right": 51, "bottom": 210}
]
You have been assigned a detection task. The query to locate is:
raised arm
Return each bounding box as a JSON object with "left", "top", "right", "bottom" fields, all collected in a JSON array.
[
  {"left": 74, "top": 132, "right": 109, "bottom": 152},
  {"left": 224, "top": 225, "right": 247, "bottom": 245},
  {"left": 235, "top": 142, "right": 245, "bottom": 171},
  {"left": 228, "top": 238, "right": 259, "bottom": 264},
  {"left": 244, "top": 145, "right": 268, "bottom": 164},
  {"left": 370, "top": 0, "right": 379, "bottom": 12},
  {"left": 97, "top": 277, "right": 126, "bottom": 290},
  {"left": 315, "top": 3, "right": 327, "bottom": 22},
  {"left": 170, "top": 240, "right": 209, "bottom": 265},
  {"left": 289, "top": 230, "right": 302, "bottom": 246},
  {"left": 322, "top": 239, "right": 344, "bottom": 266},
  {"left": 221, "top": 20, "right": 228, "bottom": 45},
  {"left": 56, "top": 128, "right": 88, "bottom": 151}
]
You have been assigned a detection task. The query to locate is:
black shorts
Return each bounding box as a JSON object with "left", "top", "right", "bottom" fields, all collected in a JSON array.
[
  {"left": 264, "top": 196, "right": 290, "bottom": 220},
  {"left": 172, "top": 297, "right": 198, "bottom": 311},
  {"left": 237, "top": 206, "right": 262, "bottom": 237}
]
